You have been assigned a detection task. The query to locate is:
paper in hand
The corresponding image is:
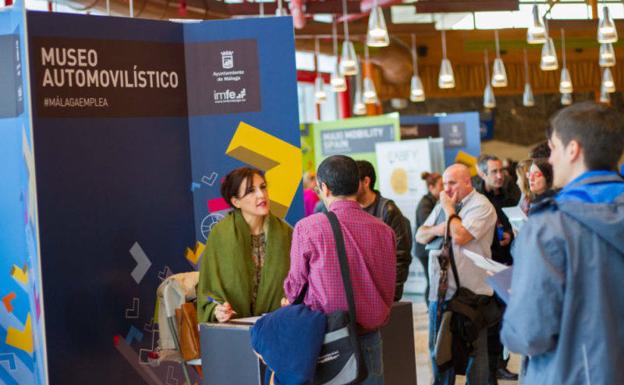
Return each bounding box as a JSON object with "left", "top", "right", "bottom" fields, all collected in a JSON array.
[
  {"left": 463, "top": 249, "right": 509, "bottom": 273},
  {"left": 486, "top": 267, "right": 513, "bottom": 304}
]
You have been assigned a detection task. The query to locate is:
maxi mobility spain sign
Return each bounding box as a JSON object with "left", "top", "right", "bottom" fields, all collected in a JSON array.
[{"left": 0, "top": 4, "right": 302, "bottom": 385}]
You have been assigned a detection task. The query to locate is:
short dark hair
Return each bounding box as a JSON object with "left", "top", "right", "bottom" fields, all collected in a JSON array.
[
  {"left": 355, "top": 160, "right": 376, "bottom": 189},
  {"left": 221, "top": 167, "right": 265, "bottom": 208},
  {"left": 529, "top": 141, "right": 551, "bottom": 159},
  {"left": 477, "top": 154, "right": 500, "bottom": 175},
  {"left": 532, "top": 158, "right": 553, "bottom": 189},
  {"left": 317, "top": 155, "right": 360, "bottom": 197},
  {"left": 550, "top": 101, "right": 624, "bottom": 170}
]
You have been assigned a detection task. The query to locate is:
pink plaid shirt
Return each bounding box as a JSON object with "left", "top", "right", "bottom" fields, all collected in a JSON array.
[{"left": 284, "top": 200, "right": 396, "bottom": 330}]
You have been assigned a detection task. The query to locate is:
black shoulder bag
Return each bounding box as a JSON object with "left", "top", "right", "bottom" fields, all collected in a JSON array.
[
  {"left": 309, "top": 211, "right": 368, "bottom": 385},
  {"left": 435, "top": 215, "right": 502, "bottom": 375}
]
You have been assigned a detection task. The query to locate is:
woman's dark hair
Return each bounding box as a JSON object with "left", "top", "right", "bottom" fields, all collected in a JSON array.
[
  {"left": 421, "top": 171, "right": 442, "bottom": 187},
  {"left": 532, "top": 158, "right": 553, "bottom": 189},
  {"left": 221, "top": 167, "right": 265, "bottom": 208}
]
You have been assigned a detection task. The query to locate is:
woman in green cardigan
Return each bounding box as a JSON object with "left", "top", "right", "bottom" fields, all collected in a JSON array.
[{"left": 197, "top": 167, "right": 293, "bottom": 323}]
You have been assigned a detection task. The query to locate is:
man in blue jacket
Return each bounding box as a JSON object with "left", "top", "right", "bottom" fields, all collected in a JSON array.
[{"left": 501, "top": 101, "right": 624, "bottom": 385}]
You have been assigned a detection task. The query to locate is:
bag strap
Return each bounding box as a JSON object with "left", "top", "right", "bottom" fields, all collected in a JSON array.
[
  {"left": 293, "top": 283, "right": 308, "bottom": 305},
  {"left": 444, "top": 214, "right": 462, "bottom": 289},
  {"left": 325, "top": 211, "right": 358, "bottom": 329}
]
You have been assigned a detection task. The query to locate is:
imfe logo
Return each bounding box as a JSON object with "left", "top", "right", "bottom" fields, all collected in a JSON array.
[
  {"left": 221, "top": 50, "right": 234, "bottom": 69},
  {"left": 213, "top": 88, "right": 247, "bottom": 104}
]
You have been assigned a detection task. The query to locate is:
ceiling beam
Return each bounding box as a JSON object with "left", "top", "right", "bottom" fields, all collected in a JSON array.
[
  {"left": 414, "top": 0, "right": 519, "bottom": 13},
  {"left": 295, "top": 20, "right": 436, "bottom": 38}
]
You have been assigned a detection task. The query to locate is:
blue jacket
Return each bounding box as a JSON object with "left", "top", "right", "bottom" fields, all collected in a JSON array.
[{"left": 502, "top": 172, "right": 624, "bottom": 385}]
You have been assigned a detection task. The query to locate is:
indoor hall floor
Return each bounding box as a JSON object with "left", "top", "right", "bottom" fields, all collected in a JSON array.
[{"left": 411, "top": 301, "right": 520, "bottom": 385}]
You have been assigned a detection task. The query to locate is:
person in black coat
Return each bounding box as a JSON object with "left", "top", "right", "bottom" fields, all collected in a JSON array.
[{"left": 414, "top": 171, "right": 443, "bottom": 306}]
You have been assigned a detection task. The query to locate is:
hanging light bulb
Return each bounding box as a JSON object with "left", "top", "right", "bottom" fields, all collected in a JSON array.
[
  {"left": 522, "top": 48, "right": 535, "bottom": 107},
  {"left": 409, "top": 35, "right": 425, "bottom": 102},
  {"left": 483, "top": 84, "right": 496, "bottom": 108},
  {"left": 340, "top": 40, "right": 358, "bottom": 75},
  {"left": 559, "top": 29, "right": 573, "bottom": 94},
  {"left": 339, "top": 0, "right": 358, "bottom": 76},
  {"left": 523, "top": 83, "right": 535, "bottom": 107},
  {"left": 361, "top": 44, "right": 378, "bottom": 104},
  {"left": 540, "top": 18, "right": 558, "bottom": 71},
  {"left": 491, "top": 30, "right": 508, "bottom": 87},
  {"left": 330, "top": 63, "right": 347, "bottom": 92},
  {"left": 363, "top": 77, "right": 378, "bottom": 104},
  {"left": 559, "top": 68, "right": 573, "bottom": 93},
  {"left": 410, "top": 75, "right": 425, "bottom": 102},
  {"left": 599, "top": 43, "right": 616, "bottom": 67},
  {"left": 540, "top": 38, "right": 558, "bottom": 70},
  {"left": 313, "top": 38, "right": 326, "bottom": 104},
  {"left": 599, "top": 84, "right": 611, "bottom": 103},
  {"left": 597, "top": 6, "right": 618, "bottom": 44},
  {"left": 275, "top": 0, "right": 288, "bottom": 16},
  {"left": 438, "top": 30, "right": 455, "bottom": 89},
  {"left": 353, "top": 76, "right": 367, "bottom": 115},
  {"left": 314, "top": 76, "right": 327, "bottom": 104},
  {"left": 602, "top": 67, "right": 616, "bottom": 93},
  {"left": 366, "top": 0, "right": 389, "bottom": 47},
  {"left": 560, "top": 92, "right": 572, "bottom": 106},
  {"left": 483, "top": 50, "right": 496, "bottom": 108},
  {"left": 527, "top": 4, "right": 546, "bottom": 44},
  {"left": 330, "top": 20, "right": 347, "bottom": 92}
]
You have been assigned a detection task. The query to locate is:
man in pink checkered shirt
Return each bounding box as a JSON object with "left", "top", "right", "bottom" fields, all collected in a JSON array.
[{"left": 284, "top": 155, "right": 396, "bottom": 385}]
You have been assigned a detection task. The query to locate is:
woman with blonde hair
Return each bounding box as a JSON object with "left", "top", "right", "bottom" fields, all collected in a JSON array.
[{"left": 516, "top": 159, "right": 532, "bottom": 215}]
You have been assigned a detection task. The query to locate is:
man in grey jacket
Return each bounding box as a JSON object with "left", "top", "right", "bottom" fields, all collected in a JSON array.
[{"left": 501, "top": 101, "right": 624, "bottom": 385}]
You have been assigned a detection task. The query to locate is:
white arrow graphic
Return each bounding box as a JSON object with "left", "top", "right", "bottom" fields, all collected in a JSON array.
[{"left": 130, "top": 242, "right": 151, "bottom": 284}]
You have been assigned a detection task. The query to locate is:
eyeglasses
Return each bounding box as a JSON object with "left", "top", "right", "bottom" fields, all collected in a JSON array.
[{"left": 528, "top": 170, "right": 544, "bottom": 179}]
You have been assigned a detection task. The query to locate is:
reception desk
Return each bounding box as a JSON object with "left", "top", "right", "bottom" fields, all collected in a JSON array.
[{"left": 200, "top": 302, "right": 417, "bottom": 385}]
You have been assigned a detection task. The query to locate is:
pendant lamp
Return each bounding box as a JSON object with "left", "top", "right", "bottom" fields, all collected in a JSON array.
[
  {"left": 540, "top": 18, "right": 558, "bottom": 71},
  {"left": 438, "top": 30, "right": 455, "bottom": 89},
  {"left": 597, "top": 6, "right": 618, "bottom": 44},
  {"left": 366, "top": 0, "right": 389, "bottom": 47},
  {"left": 330, "top": 21, "right": 347, "bottom": 92},
  {"left": 353, "top": 75, "right": 367, "bottom": 115},
  {"left": 522, "top": 49, "right": 535, "bottom": 107},
  {"left": 362, "top": 44, "right": 378, "bottom": 104},
  {"left": 559, "top": 29, "right": 573, "bottom": 94},
  {"left": 491, "top": 30, "right": 508, "bottom": 87},
  {"left": 527, "top": 4, "right": 546, "bottom": 44},
  {"left": 313, "top": 39, "right": 327, "bottom": 104},
  {"left": 410, "top": 34, "right": 425, "bottom": 102},
  {"left": 599, "top": 84, "right": 611, "bottom": 104},
  {"left": 599, "top": 43, "right": 616, "bottom": 67},
  {"left": 339, "top": 0, "right": 358, "bottom": 76},
  {"left": 560, "top": 92, "right": 572, "bottom": 106},
  {"left": 602, "top": 67, "right": 615, "bottom": 93},
  {"left": 483, "top": 50, "right": 496, "bottom": 109},
  {"left": 275, "top": 0, "right": 288, "bottom": 16}
]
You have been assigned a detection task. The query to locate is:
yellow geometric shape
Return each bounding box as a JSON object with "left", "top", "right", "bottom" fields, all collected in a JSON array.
[
  {"left": 11, "top": 264, "right": 29, "bottom": 285},
  {"left": 455, "top": 150, "right": 478, "bottom": 177},
  {"left": 226, "top": 122, "right": 303, "bottom": 218},
  {"left": 185, "top": 241, "right": 205, "bottom": 265},
  {"left": 6, "top": 313, "right": 33, "bottom": 354}
]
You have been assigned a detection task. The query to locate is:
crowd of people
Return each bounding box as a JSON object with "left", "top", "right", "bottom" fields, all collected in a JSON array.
[{"left": 196, "top": 101, "right": 623, "bottom": 385}]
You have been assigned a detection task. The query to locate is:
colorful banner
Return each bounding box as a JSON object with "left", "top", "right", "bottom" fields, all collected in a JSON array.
[
  {"left": 0, "top": 3, "right": 47, "bottom": 385},
  {"left": 4, "top": 7, "right": 303, "bottom": 385},
  {"left": 311, "top": 113, "right": 401, "bottom": 182},
  {"left": 400, "top": 112, "right": 481, "bottom": 169}
]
